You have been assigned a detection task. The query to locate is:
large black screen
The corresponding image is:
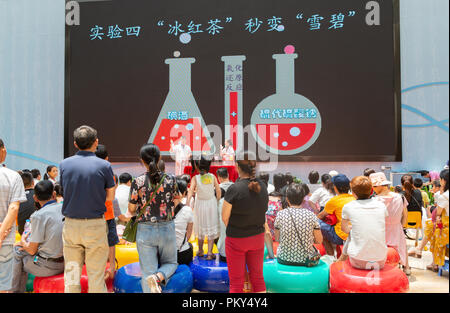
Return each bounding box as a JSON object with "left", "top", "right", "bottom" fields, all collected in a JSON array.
[{"left": 65, "top": 0, "right": 401, "bottom": 162}]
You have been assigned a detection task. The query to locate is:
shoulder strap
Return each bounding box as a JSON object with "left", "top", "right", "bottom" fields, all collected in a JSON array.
[
  {"left": 411, "top": 190, "right": 422, "bottom": 208},
  {"left": 286, "top": 209, "right": 306, "bottom": 249},
  {"left": 179, "top": 233, "right": 188, "bottom": 251}
]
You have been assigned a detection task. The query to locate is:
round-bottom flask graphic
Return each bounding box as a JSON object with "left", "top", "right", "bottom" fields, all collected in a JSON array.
[{"left": 250, "top": 50, "right": 321, "bottom": 155}]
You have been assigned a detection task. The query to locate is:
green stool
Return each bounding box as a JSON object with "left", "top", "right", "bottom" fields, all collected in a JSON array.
[
  {"left": 26, "top": 274, "right": 35, "bottom": 293},
  {"left": 263, "top": 259, "right": 329, "bottom": 293}
]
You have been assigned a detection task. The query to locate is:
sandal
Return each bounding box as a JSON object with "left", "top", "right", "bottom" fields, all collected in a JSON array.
[
  {"left": 206, "top": 254, "right": 214, "bottom": 260},
  {"left": 197, "top": 251, "right": 205, "bottom": 258},
  {"left": 403, "top": 267, "right": 412, "bottom": 276},
  {"left": 407, "top": 248, "right": 422, "bottom": 259},
  {"left": 426, "top": 264, "right": 439, "bottom": 272}
]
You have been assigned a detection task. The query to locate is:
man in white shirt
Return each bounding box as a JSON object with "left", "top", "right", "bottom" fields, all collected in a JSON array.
[
  {"left": 340, "top": 176, "right": 388, "bottom": 270},
  {"left": 0, "top": 139, "right": 27, "bottom": 292},
  {"left": 170, "top": 136, "right": 192, "bottom": 176},
  {"left": 116, "top": 173, "right": 132, "bottom": 215}
]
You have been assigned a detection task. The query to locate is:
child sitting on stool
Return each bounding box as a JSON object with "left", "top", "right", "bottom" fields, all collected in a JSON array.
[{"left": 339, "top": 176, "right": 388, "bottom": 270}]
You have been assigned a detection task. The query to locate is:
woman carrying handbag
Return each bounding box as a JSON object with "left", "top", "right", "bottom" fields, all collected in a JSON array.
[{"left": 125, "top": 144, "right": 179, "bottom": 293}]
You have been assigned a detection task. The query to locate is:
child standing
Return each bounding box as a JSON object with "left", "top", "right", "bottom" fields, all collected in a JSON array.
[{"left": 187, "top": 157, "right": 221, "bottom": 260}]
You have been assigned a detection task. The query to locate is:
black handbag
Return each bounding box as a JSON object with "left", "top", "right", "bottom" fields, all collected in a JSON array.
[
  {"left": 287, "top": 209, "right": 321, "bottom": 267},
  {"left": 122, "top": 174, "right": 166, "bottom": 243}
]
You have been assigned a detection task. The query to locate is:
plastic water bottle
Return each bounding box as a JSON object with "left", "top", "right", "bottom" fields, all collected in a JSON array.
[{"left": 23, "top": 219, "right": 31, "bottom": 242}]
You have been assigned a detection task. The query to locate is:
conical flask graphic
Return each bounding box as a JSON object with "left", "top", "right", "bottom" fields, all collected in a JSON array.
[
  {"left": 250, "top": 51, "right": 322, "bottom": 155},
  {"left": 148, "top": 57, "right": 215, "bottom": 155}
]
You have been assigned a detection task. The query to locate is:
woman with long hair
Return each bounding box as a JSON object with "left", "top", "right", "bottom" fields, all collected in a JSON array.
[
  {"left": 222, "top": 151, "right": 268, "bottom": 293},
  {"left": 127, "top": 143, "right": 178, "bottom": 293},
  {"left": 43, "top": 165, "right": 58, "bottom": 185},
  {"left": 401, "top": 174, "right": 423, "bottom": 215}
]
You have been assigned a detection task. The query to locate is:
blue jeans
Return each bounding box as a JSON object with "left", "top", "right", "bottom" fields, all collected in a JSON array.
[
  {"left": 319, "top": 220, "right": 345, "bottom": 245},
  {"left": 136, "top": 221, "right": 178, "bottom": 293}
]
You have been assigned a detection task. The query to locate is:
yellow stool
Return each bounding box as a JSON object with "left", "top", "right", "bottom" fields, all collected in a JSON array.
[
  {"left": 115, "top": 243, "right": 139, "bottom": 269},
  {"left": 15, "top": 232, "right": 21, "bottom": 242},
  {"left": 406, "top": 212, "right": 422, "bottom": 247},
  {"left": 191, "top": 241, "right": 219, "bottom": 256}
]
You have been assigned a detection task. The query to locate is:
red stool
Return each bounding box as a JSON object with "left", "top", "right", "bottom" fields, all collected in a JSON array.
[
  {"left": 329, "top": 259, "right": 409, "bottom": 293},
  {"left": 273, "top": 242, "right": 279, "bottom": 256},
  {"left": 385, "top": 247, "right": 401, "bottom": 266},
  {"left": 34, "top": 264, "right": 114, "bottom": 293},
  {"left": 314, "top": 243, "right": 326, "bottom": 256}
]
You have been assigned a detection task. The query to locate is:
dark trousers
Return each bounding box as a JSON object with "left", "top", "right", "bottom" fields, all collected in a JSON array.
[{"left": 177, "top": 243, "right": 193, "bottom": 265}]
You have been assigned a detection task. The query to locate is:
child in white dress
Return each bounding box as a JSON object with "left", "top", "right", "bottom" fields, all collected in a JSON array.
[{"left": 187, "top": 157, "right": 221, "bottom": 260}]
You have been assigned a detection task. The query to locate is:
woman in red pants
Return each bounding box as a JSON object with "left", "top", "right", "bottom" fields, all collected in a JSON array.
[{"left": 221, "top": 151, "right": 269, "bottom": 293}]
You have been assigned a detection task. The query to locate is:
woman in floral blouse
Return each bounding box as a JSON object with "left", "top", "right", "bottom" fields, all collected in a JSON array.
[{"left": 127, "top": 143, "right": 178, "bottom": 293}]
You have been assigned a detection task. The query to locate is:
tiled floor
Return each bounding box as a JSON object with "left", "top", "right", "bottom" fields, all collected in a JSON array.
[{"left": 405, "top": 239, "right": 448, "bottom": 293}]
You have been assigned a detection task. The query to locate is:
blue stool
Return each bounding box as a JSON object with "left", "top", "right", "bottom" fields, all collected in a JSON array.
[
  {"left": 438, "top": 245, "right": 449, "bottom": 277},
  {"left": 189, "top": 255, "right": 229, "bottom": 293},
  {"left": 114, "top": 262, "right": 193, "bottom": 293},
  {"left": 438, "top": 260, "right": 449, "bottom": 277}
]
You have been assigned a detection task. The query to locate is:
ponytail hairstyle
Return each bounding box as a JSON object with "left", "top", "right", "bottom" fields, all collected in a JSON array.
[
  {"left": 190, "top": 157, "right": 199, "bottom": 175},
  {"left": 44, "top": 165, "right": 57, "bottom": 180},
  {"left": 401, "top": 174, "right": 414, "bottom": 202},
  {"left": 440, "top": 169, "right": 449, "bottom": 192},
  {"left": 198, "top": 156, "right": 212, "bottom": 176},
  {"left": 140, "top": 144, "right": 162, "bottom": 185},
  {"left": 321, "top": 173, "right": 336, "bottom": 195},
  {"left": 237, "top": 151, "right": 261, "bottom": 193}
]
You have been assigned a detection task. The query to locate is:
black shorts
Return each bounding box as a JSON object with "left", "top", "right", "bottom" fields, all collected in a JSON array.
[{"left": 107, "top": 219, "right": 120, "bottom": 247}]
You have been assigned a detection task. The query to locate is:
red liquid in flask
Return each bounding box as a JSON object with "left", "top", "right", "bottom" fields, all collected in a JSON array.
[
  {"left": 250, "top": 52, "right": 322, "bottom": 155},
  {"left": 148, "top": 57, "right": 215, "bottom": 155},
  {"left": 153, "top": 118, "right": 211, "bottom": 153},
  {"left": 256, "top": 123, "right": 316, "bottom": 151}
]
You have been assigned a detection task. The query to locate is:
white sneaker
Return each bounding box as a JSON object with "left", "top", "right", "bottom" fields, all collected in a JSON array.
[{"left": 146, "top": 274, "right": 162, "bottom": 293}]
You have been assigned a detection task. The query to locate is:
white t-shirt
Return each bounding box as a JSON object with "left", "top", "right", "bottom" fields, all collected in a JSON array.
[
  {"left": 173, "top": 144, "right": 192, "bottom": 161},
  {"left": 115, "top": 184, "right": 131, "bottom": 215},
  {"left": 437, "top": 190, "right": 449, "bottom": 216},
  {"left": 341, "top": 198, "right": 388, "bottom": 262},
  {"left": 174, "top": 205, "right": 194, "bottom": 252},
  {"left": 0, "top": 167, "right": 27, "bottom": 245},
  {"left": 310, "top": 187, "right": 333, "bottom": 208},
  {"left": 307, "top": 184, "right": 322, "bottom": 195}
]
